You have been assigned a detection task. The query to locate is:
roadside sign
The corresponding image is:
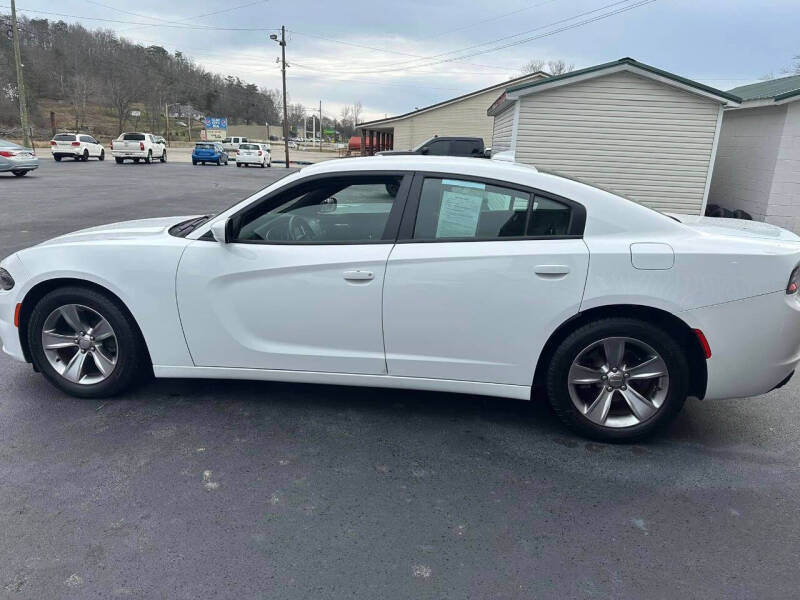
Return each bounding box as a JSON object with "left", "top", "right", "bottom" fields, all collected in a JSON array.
[
  {"left": 206, "top": 129, "right": 225, "bottom": 141},
  {"left": 200, "top": 130, "right": 206, "bottom": 140},
  {"left": 130, "top": 110, "right": 141, "bottom": 117},
  {"left": 204, "top": 117, "right": 227, "bottom": 129}
]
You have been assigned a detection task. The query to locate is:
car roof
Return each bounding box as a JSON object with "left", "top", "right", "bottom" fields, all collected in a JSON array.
[{"left": 0, "top": 138, "right": 23, "bottom": 148}]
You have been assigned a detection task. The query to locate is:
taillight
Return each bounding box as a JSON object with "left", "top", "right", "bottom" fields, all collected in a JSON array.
[
  {"left": 258, "top": 150, "right": 262, "bottom": 156},
  {"left": 50, "top": 140, "right": 56, "bottom": 145},
  {"left": 787, "top": 266, "right": 800, "bottom": 294},
  {"left": 139, "top": 142, "right": 145, "bottom": 151},
  {"left": 71, "top": 141, "right": 80, "bottom": 146},
  {"left": 0, "top": 151, "right": 15, "bottom": 157}
]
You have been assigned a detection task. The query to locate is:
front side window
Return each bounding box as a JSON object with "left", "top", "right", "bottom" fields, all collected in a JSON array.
[
  {"left": 412, "top": 178, "right": 572, "bottom": 240},
  {"left": 425, "top": 140, "right": 450, "bottom": 155},
  {"left": 234, "top": 175, "right": 404, "bottom": 243}
]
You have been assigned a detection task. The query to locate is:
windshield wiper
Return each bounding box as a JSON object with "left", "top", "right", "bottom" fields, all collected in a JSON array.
[{"left": 169, "top": 215, "right": 211, "bottom": 237}]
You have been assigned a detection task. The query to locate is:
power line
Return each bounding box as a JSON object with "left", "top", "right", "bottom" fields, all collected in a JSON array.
[
  {"left": 299, "top": 0, "right": 659, "bottom": 76},
  {"left": 293, "top": 0, "right": 640, "bottom": 74},
  {"left": 0, "top": 4, "right": 277, "bottom": 31}
]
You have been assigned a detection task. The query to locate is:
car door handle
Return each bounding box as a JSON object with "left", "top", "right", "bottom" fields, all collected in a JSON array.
[
  {"left": 343, "top": 270, "right": 374, "bottom": 281},
  {"left": 534, "top": 265, "right": 571, "bottom": 277}
]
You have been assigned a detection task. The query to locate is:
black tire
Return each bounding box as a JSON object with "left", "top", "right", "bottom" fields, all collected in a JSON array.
[
  {"left": 54, "top": 155, "right": 62, "bottom": 162},
  {"left": 12, "top": 170, "right": 28, "bottom": 177},
  {"left": 160, "top": 150, "right": 167, "bottom": 163},
  {"left": 545, "top": 317, "right": 689, "bottom": 442},
  {"left": 216, "top": 158, "right": 221, "bottom": 166},
  {"left": 82, "top": 150, "right": 89, "bottom": 161},
  {"left": 27, "top": 286, "right": 150, "bottom": 398},
  {"left": 115, "top": 157, "right": 124, "bottom": 164},
  {"left": 236, "top": 163, "right": 241, "bottom": 168},
  {"left": 144, "top": 151, "right": 152, "bottom": 164},
  {"left": 192, "top": 160, "right": 197, "bottom": 166},
  {"left": 260, "top": 161, "right": 265, "bottom": 168},
  {"left": 99, "top": 150, "right": 105, "bottom": 161}
]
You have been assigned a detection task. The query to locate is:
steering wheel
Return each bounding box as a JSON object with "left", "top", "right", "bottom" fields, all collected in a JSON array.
[{"left": 288, "top": 214, "right": 318, "bottom": 241}]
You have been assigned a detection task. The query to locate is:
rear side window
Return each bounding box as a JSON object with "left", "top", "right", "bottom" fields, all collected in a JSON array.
[
  {"left": 222, "top": 138, "right": 231, "bottom": 143},
  {"left": 54, "top": 134, "right": 76, "bottom": 141},
  {"left": 453, "top": 140, "right": 481, "bottom": 156},
  {"left": 122, "top": 133, "right": 145, "bottom": 141},
  {"left": 80, "top": 135, "right": 93, "bottom": 143},
  {"left": 412, "top": 178, "right": 573, "bottom": 240}
]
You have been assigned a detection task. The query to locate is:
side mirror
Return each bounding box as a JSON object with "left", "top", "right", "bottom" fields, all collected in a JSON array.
[{"left": 210, "top": 218, "right": 230, "bottom": 243}]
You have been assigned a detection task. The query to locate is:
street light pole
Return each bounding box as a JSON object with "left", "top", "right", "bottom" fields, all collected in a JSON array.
[
  {"left": 270, "top": 26, "right": 289, "bottom": 168},
  {"left": 10, "top": 0, "right": 31, "bottom": 149}
]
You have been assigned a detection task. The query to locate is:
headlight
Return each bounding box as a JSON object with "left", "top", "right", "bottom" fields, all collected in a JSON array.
[{"left": 0, "top": 268, "right": 14, "bottom": 291}]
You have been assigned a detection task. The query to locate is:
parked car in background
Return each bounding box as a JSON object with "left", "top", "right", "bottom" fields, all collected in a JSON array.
[
  {"left": 0, "top": 138, "right": 38, "bottom": 176},
  {"left": 50, "top": 133, "right": 105, "bottom": 162},
  {"left": 4, "top": 155, "right": 800, "bottom": 442},
  {"left": 222, "top": 136, "right": 248, "bottom": 154},
  {"left": 235, "top": 142, "right": 271, "bottom": 168},
  {"left": 110, "top": 132, "right": 166, "bottom": 164},
  {"left": 154, "top": 136, "right": 167, "bottom": 158},
  {"left": 192, "top": 142, "right": 228, "bottom": 166},
  {"left": 377, "top": 136, "right": 487, "bottom": 158}
]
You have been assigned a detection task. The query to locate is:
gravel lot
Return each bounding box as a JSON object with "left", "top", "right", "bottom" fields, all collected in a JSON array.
[{"left": 1, "top": 159, "right": 799, "bottom": 599}]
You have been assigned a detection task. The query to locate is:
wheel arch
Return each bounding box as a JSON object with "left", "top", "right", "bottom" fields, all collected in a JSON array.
[
  {"left": 17, "top": 277, "right": 152, "bottom": 369},
  {"left": 533, "top": 304, "right": 708, "bottom": 400}
]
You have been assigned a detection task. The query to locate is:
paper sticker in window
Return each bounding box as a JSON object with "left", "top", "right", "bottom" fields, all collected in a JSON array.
[{"left": 436, "top": 190, "right": 483, "bottom": 238}]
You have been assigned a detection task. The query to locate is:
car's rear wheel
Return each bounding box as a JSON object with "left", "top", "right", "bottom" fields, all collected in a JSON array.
[
  {"left": 54, "top": 155, "right": 62, "bottom": 162},
  {"left": 82, "top": 150, "right": 89, "bottom": 161},
  {"left": 28, "top": 287, "right": 148, "bottom": 398},
  {"left": 545, "top": 318, "right": 688, "bottom": 442},
  {"left": 144, "top": 150, "right": 152, "bottom": 164},
  {"left": 99, "top": 150, "right": 105, "bottom": 161},
  {"left": 115, "top": 157, "right": 123, "bottom": 164},
  {"left": 11, "top": 170, "right": 28, "bottom": 177},
  {"left": 160, "top": 150, "right": 166, "bottom": 163}
]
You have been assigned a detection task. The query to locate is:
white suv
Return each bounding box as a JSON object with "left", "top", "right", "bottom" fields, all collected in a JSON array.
[
  {"left": 50, "top": 133, "right": 105, "bottom": 162},
  {"left": 235, "top": 142, "right": 271, "bottom": 168}
]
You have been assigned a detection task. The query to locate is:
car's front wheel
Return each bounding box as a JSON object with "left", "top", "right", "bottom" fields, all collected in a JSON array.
[
  {"left": 28, "top": 286, "right": 149, "bottom": 398},
  {"left": 545, "top": 318, "right": 688, "bottom": 442}
]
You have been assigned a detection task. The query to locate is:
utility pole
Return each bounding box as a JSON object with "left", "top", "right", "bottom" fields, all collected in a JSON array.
[
  {"left": 271, "top": 26, "right": 289, "bottom": 167},
  {"left": 165, "top": 103, "right": 170, "bottom": 147},
  {"left": 10, "top": 0, "right": 31, "bottom": 149}
]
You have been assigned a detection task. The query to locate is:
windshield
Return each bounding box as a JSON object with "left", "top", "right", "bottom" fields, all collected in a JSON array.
[
  {"left": 122, "top": 133, "right": 145, "bottom": 141},
  {"left": 240, "top": 143, "right": 259, "bottom": 150},
  {"left": 54, "top": 134, "right": 76, "bottom": 141},
  {"left": 195, "top": 143, "right": 215, "bottom": 149},
  {"left": 412, "top": 137, "right": 436, "bottom": 152}
]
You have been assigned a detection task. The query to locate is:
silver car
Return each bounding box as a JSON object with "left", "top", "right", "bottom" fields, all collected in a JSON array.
[{"left": 0, "top": 138, "right": 38, "bottom": 177}]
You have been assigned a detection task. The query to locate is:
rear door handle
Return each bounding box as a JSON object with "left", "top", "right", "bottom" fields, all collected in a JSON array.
[
  {"left": 534, "top": 265, "right": 571, "bottom": 277},
  {"left": 343, "top": 270, "right": 374, "bottom": 281}
]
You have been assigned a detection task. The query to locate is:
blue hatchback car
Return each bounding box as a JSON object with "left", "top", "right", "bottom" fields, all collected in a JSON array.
[{"left": 192, "top": 142, "right": 228, "bottom": 166}]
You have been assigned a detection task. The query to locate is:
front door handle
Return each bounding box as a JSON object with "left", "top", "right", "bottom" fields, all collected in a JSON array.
[{"left": 343, "top": 270, "right": 374, "bottom": 281}]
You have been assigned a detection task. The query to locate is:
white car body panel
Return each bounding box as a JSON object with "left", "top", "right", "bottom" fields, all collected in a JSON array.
[
  {"left": 383, "top": 239, "right": 588, "bottom": 386},
  {"left": 176, "top": 242, "right": 392, "bottom": 374},
  {"left": 3, "top": 155, "right": 800, "bottom": 405},
  {"left": 111, "top": 133, "right": 165, "bottom": 159}
]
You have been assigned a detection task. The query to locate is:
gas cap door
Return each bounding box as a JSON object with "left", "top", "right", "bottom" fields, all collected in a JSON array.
[{"left": 630, "top": 242, "right": 674, "bottom": 270}]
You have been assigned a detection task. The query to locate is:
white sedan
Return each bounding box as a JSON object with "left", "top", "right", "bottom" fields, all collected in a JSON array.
[{"left": 2, "top": 156, "right": 800, "bottom": 441}]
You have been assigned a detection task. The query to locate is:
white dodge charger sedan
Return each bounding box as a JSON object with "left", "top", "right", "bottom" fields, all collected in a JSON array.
[{"left": 2, "top": 156, "right": 800, "bottom": 441}]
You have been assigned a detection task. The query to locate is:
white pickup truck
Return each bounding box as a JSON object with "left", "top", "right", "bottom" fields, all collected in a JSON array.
[
  {"left": 222, "top": 136, "right": 248, "bottom": 154},
  {"left": 110, "top": 132, "right": 167, "bottom": 164}
]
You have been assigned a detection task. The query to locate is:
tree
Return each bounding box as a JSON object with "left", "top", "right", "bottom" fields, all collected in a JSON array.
[
  {"left": 352, "top": 101, "right": 363, "bottom": 127},
  {"left": 105, "top": 49, "right": 144, "bottom": 135},
  {"left": 522, "top": 59, "right": 576, "bottom": 76}
]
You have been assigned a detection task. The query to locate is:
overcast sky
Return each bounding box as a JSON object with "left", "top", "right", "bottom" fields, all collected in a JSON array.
[{"left": 13, "top": 0, "right": 800, "bottom": 121}]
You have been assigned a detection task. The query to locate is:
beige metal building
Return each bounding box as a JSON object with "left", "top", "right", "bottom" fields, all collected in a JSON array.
[
  {"left": 708, "top": 75, "right": 800, "bottom": 231},
  {"left": 488, "top": 58, "right": 741, "bottom": 215},
  {"left": 357, "top": 71, "right": 548, "bottom": 153}
]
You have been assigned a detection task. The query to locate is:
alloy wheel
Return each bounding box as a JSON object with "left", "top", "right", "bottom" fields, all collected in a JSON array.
[
  {"left": 41, "top": 304, "right": 119, "bottom": 385},
  {"left": 567, "top": 336, "right": 669, "bottom": 428}
]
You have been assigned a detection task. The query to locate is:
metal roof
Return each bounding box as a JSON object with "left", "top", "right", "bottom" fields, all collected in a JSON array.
[
  {"left": 357, "top": 71, "right": 549, "bottom": 129},
  {"left": 728, "top": 74, "right": 800, "bottom": 102},
  {"left": 501, "top": 57, "right": 741, "bottom": 104}
]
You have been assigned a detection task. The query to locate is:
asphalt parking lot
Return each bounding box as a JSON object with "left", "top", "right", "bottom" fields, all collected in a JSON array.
[{"left": 2, "top": 158, "right": 800, "bottom": 599}]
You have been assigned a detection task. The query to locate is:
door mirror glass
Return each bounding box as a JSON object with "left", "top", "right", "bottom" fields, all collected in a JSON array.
[{"left": 211, "top": 219, "right": 229, "bottom": 243}]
